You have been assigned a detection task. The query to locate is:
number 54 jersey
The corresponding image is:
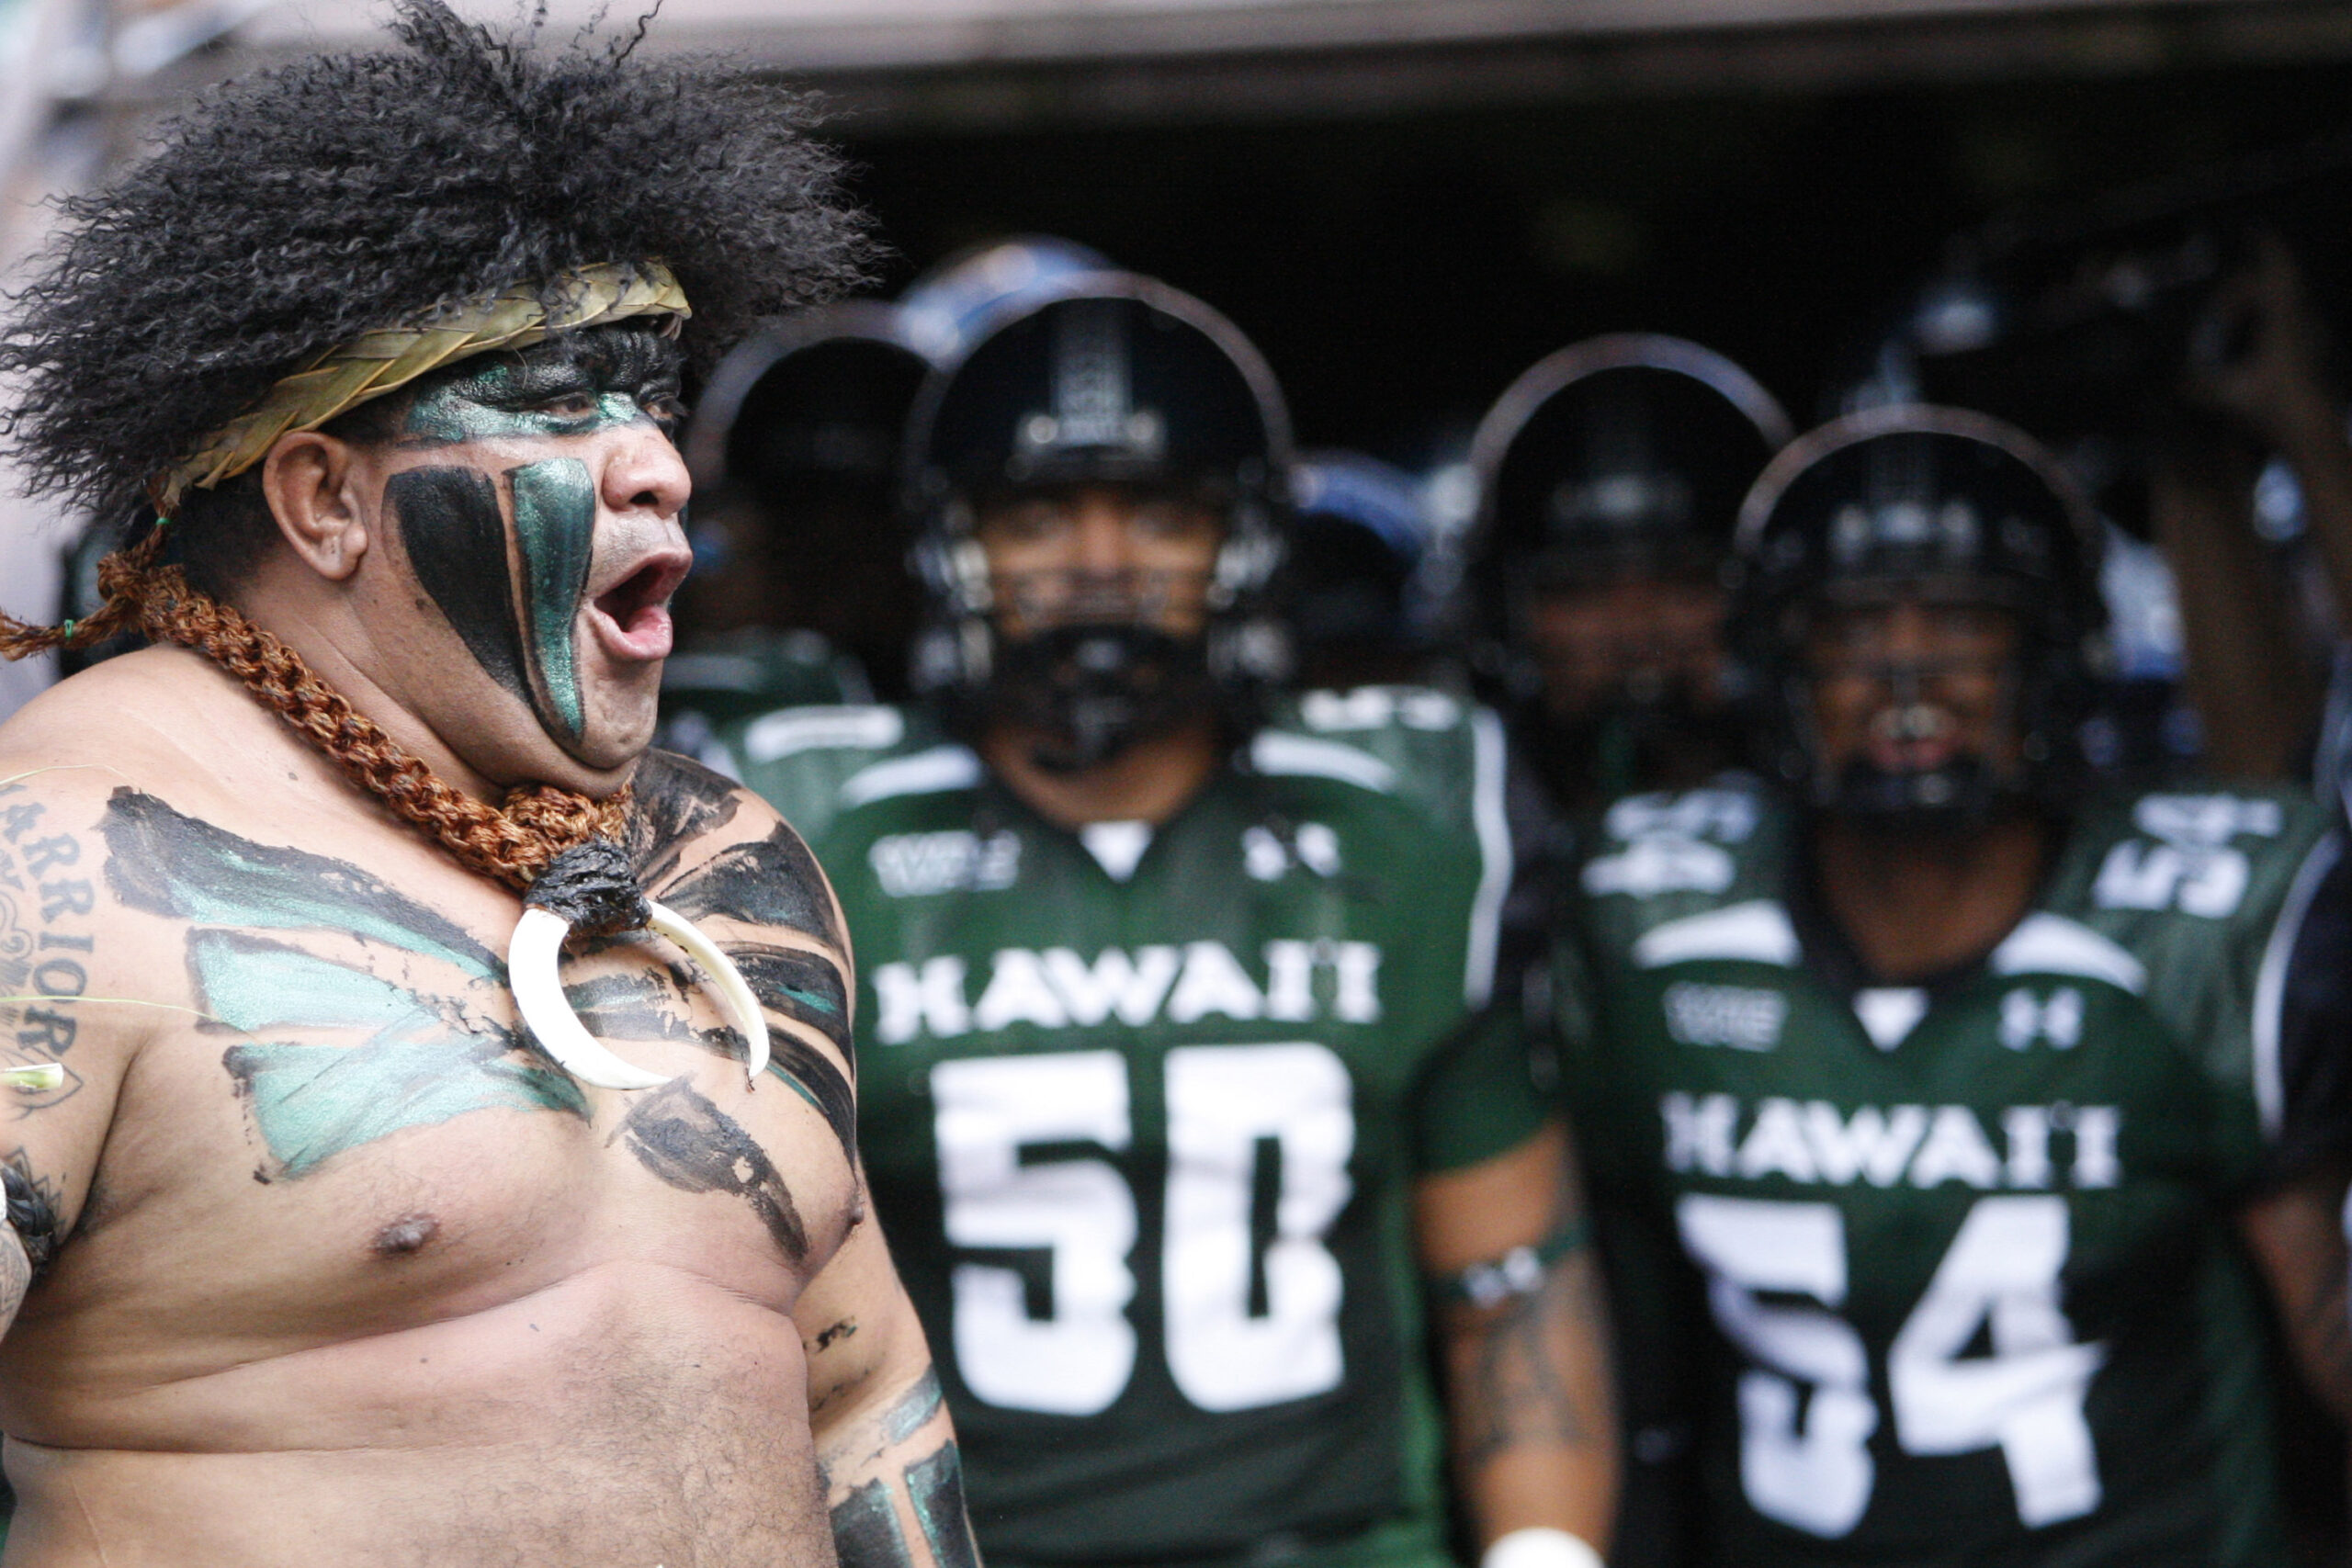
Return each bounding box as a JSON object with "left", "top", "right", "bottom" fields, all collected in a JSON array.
[
  {"left": 722, "top": 689, "right": 1544, "bottom": 1568},
  {"left": 1555, "top": 781, "right": 2338, "bottom": 1568}
]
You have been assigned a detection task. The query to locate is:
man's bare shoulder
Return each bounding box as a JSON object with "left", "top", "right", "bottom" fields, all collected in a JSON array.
[
  {"left": 628, "top": 748, "right": 846, "bottom": 957},
  {"left": 0, "top": 649, "right": 307, "bottom": 837}
]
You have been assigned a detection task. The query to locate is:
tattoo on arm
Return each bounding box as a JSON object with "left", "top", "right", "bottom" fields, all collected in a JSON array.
[
  {"left": 0, "top": 1153, "right": 62, "bottom": 1278},
  {"left": 1450, "top": 1249, "right": 1606, "bottom": 1469},
  {"left": 825, "top": 1371, "right": 983, "bottom": 1568}
]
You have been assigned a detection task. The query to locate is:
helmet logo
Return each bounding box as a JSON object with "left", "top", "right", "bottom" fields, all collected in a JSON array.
[
  {"left": 1018, "top": 299, "right": 1166, "bottom": 460},
  {"left": 1827, "top": 500, "right": 1982, "bottom": 565},
  {"left": 1550, "top": 470, "right": 1692, "bottom": 533}
]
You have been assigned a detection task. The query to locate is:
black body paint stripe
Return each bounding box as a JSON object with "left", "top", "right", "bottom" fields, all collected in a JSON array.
[
  {"left": 883, "top": 1371, "right": 944, "bottom": 1444},
  {"left": 660, "top": 823, "right": 844, "bottom": 950},
  {"left": 390, "top": 466, "right": 531, "bottom": 711},
  {"left": 101, "top": 789, "right": 499, "bottom": 976},
  {"left": 767, "top": 1029, "right": 857, "bottom": 1172},
  {"left": 610, "top": 1079, "right": 806, "bottom": 1260},
  {"left": 627, "top": 751, "right": 745, "bottom": 891},
  {"left": 831, "top": 1479, "right": 911, "bottom": 1568},
  {"left": 909, "top": 1445, "right": 980, "bottom": 1568},
  {"left": 730, "top": 945, "right": 853, "bottom": 1065}
]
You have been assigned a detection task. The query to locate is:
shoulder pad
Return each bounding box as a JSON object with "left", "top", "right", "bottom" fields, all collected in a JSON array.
[
  {"left": 1265, "top": 686, "right": 1514, "bottom": 1006},
  {"left": 2039, "top": 784, "right": 2338, "bottom": 1110},
  {"left": 1574, "top": 780, "right": 1795, "bottom": 953},
  {"left": 1270, "top": 686, "right": 1498, "bottom": 834},
  {"left": 2063, "top": 785, "right": 2333, "bottom": 926},
  {"left": 718, "top": 705, "right": 960, "bottom": 848}
]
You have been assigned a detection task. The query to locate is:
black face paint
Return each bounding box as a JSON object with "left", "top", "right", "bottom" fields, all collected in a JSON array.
[
  {"left": 391, "top": 466, "right": 531, "bottom": 713},
  {"left": 383, "top": 326, "right": 688, "bottom": 757},
  {"left": 610, "top": 1077, "right": 807, "bottom": 1261}
]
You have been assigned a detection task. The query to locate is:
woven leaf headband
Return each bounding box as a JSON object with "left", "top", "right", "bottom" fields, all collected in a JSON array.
[{"left": 151, "top": 260, "right": 692, "bottom": 514}]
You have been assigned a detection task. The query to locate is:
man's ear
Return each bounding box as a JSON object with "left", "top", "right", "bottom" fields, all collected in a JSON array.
[{"left": 259, "top": 431, "right": 372, "bottom": 583}]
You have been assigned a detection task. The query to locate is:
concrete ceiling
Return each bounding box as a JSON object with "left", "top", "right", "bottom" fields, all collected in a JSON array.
[{"left": 140, "top": 0, "right": 2352, "bottom": 129}]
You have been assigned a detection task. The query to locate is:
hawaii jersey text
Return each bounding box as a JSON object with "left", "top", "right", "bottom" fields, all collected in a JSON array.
[
  {"left": 1663, "top": 1091, "right": 2122, "bottom": 1191},
  {"left": 874, "top": 941, "right": 1385, "bottom": 1044}
]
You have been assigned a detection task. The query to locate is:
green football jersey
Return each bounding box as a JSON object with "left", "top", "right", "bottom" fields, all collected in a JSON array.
[
  {"left": 1557, "top": 781, "right": 2337, "bottom": 1568},
  {"left": 723, "top": 687, "right": 1545, "bottom": 1568}
]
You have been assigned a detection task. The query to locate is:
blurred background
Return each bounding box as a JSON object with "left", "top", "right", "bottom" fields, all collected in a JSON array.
[{"left": 8, "top": 0, "right": 2352, "bottom": 724}]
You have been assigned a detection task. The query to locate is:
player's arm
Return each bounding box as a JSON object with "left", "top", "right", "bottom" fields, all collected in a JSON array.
[
  {"left": 2238, "top": 1170, "right": 2352, "bottom": 1421},
  {"left": 2235, "top": 838, "right": 2352, "bottom": 1425},
  {"left": 797, "top": 1199, "right": 981, "bottom": 1568},
  {"left": 0, "top": 775, "right": 151, "bottom": 1339},
  {"left": 1415, "top": 1119, "right": 1618, "bottom": 1568}
]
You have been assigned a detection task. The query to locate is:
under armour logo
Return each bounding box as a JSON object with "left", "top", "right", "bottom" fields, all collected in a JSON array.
[{"left": 1999, "top": 987, "right": 2083, "bottom": 1051}]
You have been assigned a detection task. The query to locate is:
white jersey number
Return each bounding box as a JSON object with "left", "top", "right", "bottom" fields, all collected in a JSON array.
[
  {"left": 933, "top": 1044, "right": 1356, "bottom": 1416},
  {"left": 1678, "top": 1192, "right": 2105, "bottom": 1538}
]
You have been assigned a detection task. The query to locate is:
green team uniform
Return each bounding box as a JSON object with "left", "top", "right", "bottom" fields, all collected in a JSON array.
[
  {"left": 1555, "top": 779, "right": 2337, "bottom": 1567},
  {"left": 723, "top": 686, "right": 1544, "bottom": 1568}
]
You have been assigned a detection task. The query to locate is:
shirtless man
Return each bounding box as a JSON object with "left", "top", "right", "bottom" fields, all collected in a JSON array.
[{"left": 0, "top": 6, "right": 971, "bottom": 1563}]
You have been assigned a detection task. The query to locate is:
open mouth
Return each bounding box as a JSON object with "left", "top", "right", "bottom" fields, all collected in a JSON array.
[{"left": 589, "top": 552, "right": 690, "bottom": 661}]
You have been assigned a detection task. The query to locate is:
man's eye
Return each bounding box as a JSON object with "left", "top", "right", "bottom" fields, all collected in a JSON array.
[{"left": 542, "top": 393, "right": 601, "bottom": 418}]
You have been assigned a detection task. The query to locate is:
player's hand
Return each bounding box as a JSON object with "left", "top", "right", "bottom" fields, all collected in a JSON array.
[{"left": 2185, "top": 231, "right": 2340, "bottom": 452}]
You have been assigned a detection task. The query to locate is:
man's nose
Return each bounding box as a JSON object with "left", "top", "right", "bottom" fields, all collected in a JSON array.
[
  {"left": 1069, "top": 496, "right": 1137, "bottom": 573},
  {"left": 1874, "top": 601, "right": 1939, "bottom": 661},
  {"left": 602, "top": 421, "right": 691, "bottom": 520}
]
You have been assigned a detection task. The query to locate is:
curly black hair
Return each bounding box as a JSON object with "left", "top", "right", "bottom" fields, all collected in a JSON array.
[{"left": 0, "top": 0, "right": 875, "bottom": 533}]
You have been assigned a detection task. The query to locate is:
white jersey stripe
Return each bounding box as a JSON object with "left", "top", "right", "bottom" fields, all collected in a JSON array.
[
  {"left": 2254, "top": 829, "right": 2341, "bottom": 1139},
  {"left": 1464, "top": 706, "right": 1511, "bottom": 1009}
]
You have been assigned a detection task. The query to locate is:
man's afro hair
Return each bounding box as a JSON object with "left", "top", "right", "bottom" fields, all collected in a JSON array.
[{"left": 0, "top": 0, "right": 876, "bottom": 526}]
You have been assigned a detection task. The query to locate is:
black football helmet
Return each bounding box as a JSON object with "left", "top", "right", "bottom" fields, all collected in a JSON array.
[
  {"left": 679, "top": 300, "right": 935, "bottom": 698},
  {"left": 904, "top": 272, "right": 1292, "bottom": 770},
  {"left": 1729, "top": 404, "right": 2109, "bottom": 819},
  {"left": 1461, "top": 334, "right": 1793, "bottom": 678}
]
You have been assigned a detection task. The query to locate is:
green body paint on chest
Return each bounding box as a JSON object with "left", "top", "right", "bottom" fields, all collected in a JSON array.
[
  {"left": 191, "top": 930, "right": 587, "bottom": 1179},
  {"left": 509, "top": 457, "right": 596, "bottom": 746}
]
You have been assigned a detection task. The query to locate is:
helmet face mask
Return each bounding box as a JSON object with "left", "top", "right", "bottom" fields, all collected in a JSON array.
[
  {"left": 906, "top": 276, "right": 1294, "bottom": 768},
  {"left": 1783, "top": 591, "right": 2033, "bottom": 825},
  {"left": 1731, "top": 407, "right": 2109, "bottom": 827}
]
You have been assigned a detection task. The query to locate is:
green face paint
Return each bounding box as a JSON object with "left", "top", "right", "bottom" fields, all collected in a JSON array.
[
  {"left": 389, "top": 327, "right": 686, "bottom": 756},
  {"left": 509, "top": 457, "right": 597, "bottom": 746},
  {"left": 401, "top": 349, "right": 679, "bottom": 447}
]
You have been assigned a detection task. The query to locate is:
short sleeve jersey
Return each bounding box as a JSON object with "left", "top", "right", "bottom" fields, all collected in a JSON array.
[
  {"left": 1555, "top": 781, "right": 2337, "bottom": 1568},
  {"left": 722, "top": 687, "right": 1545, "bottom": 1568}
]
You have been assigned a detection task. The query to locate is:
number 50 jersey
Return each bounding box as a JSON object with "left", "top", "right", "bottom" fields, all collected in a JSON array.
[
  {"left": 1555, "top": 781, "right": 2337, "bottom": 1568},
  {"left": 724, "top": 688, "right": 1545, "bottom": 1568}
]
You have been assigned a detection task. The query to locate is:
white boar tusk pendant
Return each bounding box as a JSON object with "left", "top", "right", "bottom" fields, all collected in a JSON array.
[{"left": 508, "top": 840, "right": 771, "bottom": 1093}]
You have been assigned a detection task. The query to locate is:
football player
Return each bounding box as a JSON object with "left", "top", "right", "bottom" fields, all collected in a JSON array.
[
  {"left": 722, "top": 272, "right": 1619, "bottom": 1568},
  {"left": 1461, "top": 335, "right": 1792, "bottom": 816},
  {"left": 1555, "top": 404, "right": 2351, "bottom": 1565},
  {"left": 1463, "top": 339, "right": 1794, "bottom": 1565}
]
